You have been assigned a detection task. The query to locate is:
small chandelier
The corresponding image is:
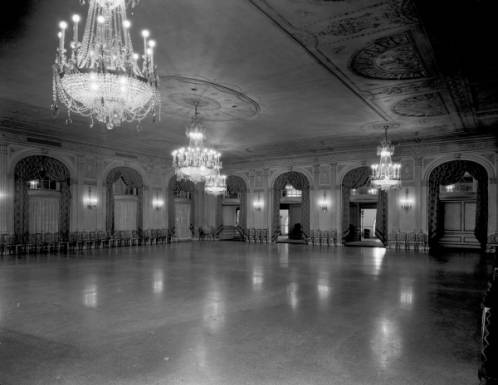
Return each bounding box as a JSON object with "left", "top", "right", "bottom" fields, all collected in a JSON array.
[
  {"left": 204, "top": 170, "right": 227, "bottom": 195},
  {"left": 172, "top": 104, "right": 222, "bottom": 183},
  {"left": 370, "top": 126, "right": 401, "bottom": 191},
  {"left": 52, "top": 0, "right": 160, "bottom": 130}
]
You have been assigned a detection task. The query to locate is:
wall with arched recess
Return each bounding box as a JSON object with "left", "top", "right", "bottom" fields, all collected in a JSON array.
[
  {"left": 13, "top": 155, "right": 72, "bottom": 241},
  {"left": 420, "top": 154, "right": 496, "bottom": 238},
  {"left": 427, "top": 160, "right": 488, "bottom": 249},
  {"left": 340, "top": 166, "right": 388, "bottom": 245},
  {"left": 216, "top": 175, "right": 248, "bottom": 229},
  {"left": 168, "top": 176, "right": 196, "bottom": 233},
  {"left": 104, "top": 167, "right": 144, "bottom": 234},
  {"left": 271, "top": 171, "right": 311, "bottom": 237}
]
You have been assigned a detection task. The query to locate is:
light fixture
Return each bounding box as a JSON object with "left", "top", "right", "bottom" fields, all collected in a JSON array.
[
  {"left": 52, "top": 0, "right": 160, "bottom": 130},
  {"left": 172, "top": 103, "right": 222, "bottom": 183},
  {"left": 84, "top": 186, "right": 98, "bottom": 209},
  {"left": 399, "top": 188, "right": 414, "bottom": 211},
  {"left": 370, "top": 125, "right": 401, "bottom": 191},
  {"left": 253, "top": 192, "right": 263, "bottom": 211},
  {"left": 445, "top": 184, "right": 455, "bottom": 193},
  {"left": 204, "top": 170, "right": 227, "bottom": 195},
  {"left": 152, "top": 191, "right": 164, "bottom": 210},
  {"left": 318, "top": 191, "right": 328, "bottom": 212},
  {"left": 368, "top": 188, "right": 378, "bottom": 195},
  {"left": 28, "top": 180, "right": 40, "bottom": 190}
]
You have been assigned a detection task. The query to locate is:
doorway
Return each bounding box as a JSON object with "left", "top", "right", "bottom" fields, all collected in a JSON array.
[{"left": 361, "top": 208, "right": 377, "bottom": 240}]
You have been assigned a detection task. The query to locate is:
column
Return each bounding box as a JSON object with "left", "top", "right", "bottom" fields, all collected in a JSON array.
[
  {"left": 0, "top": 137, "right": 9, "bottom": 233},
  {"left": 414, "top": 157, "right": 423, "bottom": 231},
  {"left": 330, "top": 162, "right": 337, "bottom": 233}
]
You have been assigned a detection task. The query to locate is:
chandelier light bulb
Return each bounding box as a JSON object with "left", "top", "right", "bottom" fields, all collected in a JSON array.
[
  {"left": 59, "top": 21, "right": 68, "bottom": 29},
  {"left": 97, "top": 15, "right": 106, "bottom": 23},
  {"left": 72, "top": 14, "right": 81, "bottom": 23},
  {"left": 148, "top": 40, "right": 156, "bottom": 48},
  {"left": 141, "top": 29, "right": 150, "bottom": 38},
  {"left": 57, "top": 31, "right": 63, "bottom": 39},
  {"left": 123, "top": 19, "right": 131, "bottom": 28}
]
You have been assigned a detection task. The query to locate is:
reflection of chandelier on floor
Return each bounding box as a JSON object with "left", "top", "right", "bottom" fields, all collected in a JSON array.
[
  {"left": 370, "top": 125, "right": 401, "bottom": 191},
  {"left": 204, "top": 169, "right": 227, "bottom": 195},
  {"left": 172, "top": 104, "right": 222, "bottom": 184},
  {"left": 52, "top": 0, "right": 160, "bottom": 130}
]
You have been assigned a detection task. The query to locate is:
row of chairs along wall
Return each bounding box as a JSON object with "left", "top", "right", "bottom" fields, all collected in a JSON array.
[{"left": 0, "top": 229, "right": 170, "bottom": 255}]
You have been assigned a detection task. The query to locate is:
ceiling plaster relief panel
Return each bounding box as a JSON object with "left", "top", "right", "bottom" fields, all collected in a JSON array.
[{"left": 247, "top": 0, "right": 463, "bottom": 149}]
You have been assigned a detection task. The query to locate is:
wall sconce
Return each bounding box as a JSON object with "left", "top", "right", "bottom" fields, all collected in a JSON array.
[
  {"left": 399, "top": 188, "right": 414, "bottom": 211},
  {"left": 318, "top": 191, "right": 328, "bottom": 212},
  {"left": 253, "top": 192, "right": 263, "bottom": 211},
  {"left": 83, "top": 186, "right": 98, "bottom": 209},
  {"left": 152, "top": 192, "right": 165, "bottom": 211}
]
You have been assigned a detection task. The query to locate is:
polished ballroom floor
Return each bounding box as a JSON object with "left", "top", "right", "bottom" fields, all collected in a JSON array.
[{"left": 0, "top": 243, "right": 489, "bottom": 385}]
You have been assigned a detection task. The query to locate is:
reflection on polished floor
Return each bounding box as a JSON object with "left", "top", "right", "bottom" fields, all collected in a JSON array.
[{"left": 0, "top": 243, "right": 488, "bottom": 385}]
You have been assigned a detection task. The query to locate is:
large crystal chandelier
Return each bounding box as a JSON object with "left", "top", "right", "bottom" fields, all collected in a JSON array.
[
  {"left": 204, "top": 170, "right": 227, "bottom": 195},
  {"left": 370, "top": 126, "right": 401, "bottom": 191},
  {"left": 52, "top": 0, "right": 160, "bottom": 130},
  {"left": 172, "top": 104, "right": 222, "bottom": 183}
]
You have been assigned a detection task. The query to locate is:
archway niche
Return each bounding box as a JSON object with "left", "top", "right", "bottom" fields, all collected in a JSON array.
[
  {"left": 168, "top": 177, "right": 195, "bottom": 239},
  {"left": 427, "top": 160, "right": 488, "bottom": 249},
  {"left": 14, "top": 155, "right": 71, "bottom": 241},
  {"left": 341, "top": 166, "right": 388, "bottom": 245},
  {"left": 216, "top": 175, "right": 248, "bottom": 229},
  {"left": 272, "top": 171, "right": 310, "bottom": 239},
  {"left": 105, "top": 167, "right": 144, "bottom": 235}
]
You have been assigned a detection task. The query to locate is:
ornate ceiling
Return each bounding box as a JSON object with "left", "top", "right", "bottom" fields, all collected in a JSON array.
[{"left": 0, "top": 0, "right": 496, "bottom": 162}]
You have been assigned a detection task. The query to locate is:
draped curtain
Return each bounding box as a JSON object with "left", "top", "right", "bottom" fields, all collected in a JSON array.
[
  {"left": 428, "top": 160, "right": 488, "bottom": 249},
  {"left": 341, "top": 166, "right": 388, "bottom": 245},
  {"left": 14, "top": 156, "right": 71, "bottom": 242},
  {"left": 106, "top": 167, "right": 143, "bottom": 235},
  {"left": 168, "top": 177, "right": 196, "bottom": 232},
  {"left": 226, "top": 176, "right": 248, "bottom": 228},
  {"left": 272, "top": 172, "right": 310, "bottom": 236}
]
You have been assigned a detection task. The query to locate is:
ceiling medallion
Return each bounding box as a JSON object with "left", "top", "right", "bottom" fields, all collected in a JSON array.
[
  {"left": 172, "top": 103, "right": 222, "bottom": 184},
  {"left": 52, "top": 0, "right": 160, "bottom": 130},
  {"left": 370, "top": 125, "right": 401, "bottom": 191}
]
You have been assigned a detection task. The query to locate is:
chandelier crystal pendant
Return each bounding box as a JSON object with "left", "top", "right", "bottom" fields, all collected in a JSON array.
[
  {"left": 370, "top": 126, "right": 401, "bottom": 191},
  {"left": 204, "top": 169, "right": 227, "bottom": 195},
  {"left": 172, "top": 104, "right": 222, "bottom": 183},
  {"left": 52, "top": 0, "right": 160, "bottom": 130}
]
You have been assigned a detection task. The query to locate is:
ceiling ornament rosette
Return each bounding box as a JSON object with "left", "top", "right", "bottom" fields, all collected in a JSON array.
[
  {"left": 161, "top": 76, "right": 260, "bottom": 121},
  {"left": 392, "top": 92, "right": 448, "bottom": 117},
  {"left": 350, "top": 32, "right": 428, "bottom": 80}
]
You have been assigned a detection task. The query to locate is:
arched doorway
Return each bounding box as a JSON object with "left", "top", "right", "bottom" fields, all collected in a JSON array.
[
  {"left": 272, "top": 171, "right": 310, "bottom": 239},
  {"left": 168, "top": 177, "right": 195, "bottom": 239},
  {"left": 14, "top": 155, "right": 71, "bottom": 242},
  {"left": 217, "top": 175, "right": 248, "bottom": 229},
  {"left": 342, "top": 167, "right": 388, "bottom": 246},
  {"left": 105, "top": 167, "right": 144, "bottom": 235},
  {"left": 428, "top": 160, "right": 488, "bottom": 249}
]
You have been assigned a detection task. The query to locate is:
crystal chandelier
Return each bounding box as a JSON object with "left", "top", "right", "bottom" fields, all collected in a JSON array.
[
  {"left": 52, "top": 0, "right": 160, "bottom": 130},
  {"left": 172, "top": 104, "right": 222, "bottom": 183},
  {"left": 370, "top": 126, "right": 401, "bottom": 190},
  {"left": 204, "top": 170, "right": 227, "bottom": 195}
]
